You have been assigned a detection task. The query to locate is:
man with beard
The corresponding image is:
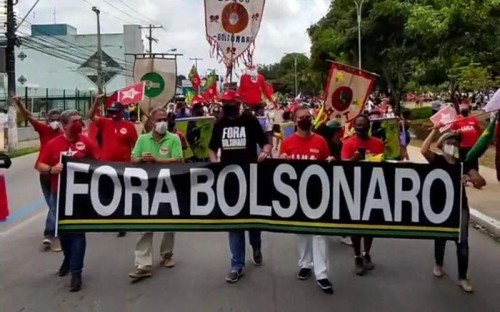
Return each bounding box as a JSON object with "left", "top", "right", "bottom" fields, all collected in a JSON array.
[
  {"left": 89, "top": 95, "right": 138, "bottom": 237},
  {"left": 208, "top": 90, "right": 272, "bottom": 283}
]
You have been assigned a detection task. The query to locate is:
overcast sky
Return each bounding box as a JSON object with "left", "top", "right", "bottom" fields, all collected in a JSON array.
[{"left": 15, "top": 0, "right": 330, "bottom": 78}]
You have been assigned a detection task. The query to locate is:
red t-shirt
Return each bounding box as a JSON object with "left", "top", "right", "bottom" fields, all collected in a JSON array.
[
  {"left": 32, "top": 119, "right": 62, "bottom": 167},
  {"left": 38, "top": 134, "right": 99, "bottom": 193},
  {"left": 95, "top": 118, "right": 138, "bottom": 162},
  {"left": 451, "top": 115, "right": 481, "bottom": 148},
  {"left": 341, "top": 135, "right": 385, "bottom": 160},
  {"left": 280, "top": 133, "right": 330, "bottom": 160}
]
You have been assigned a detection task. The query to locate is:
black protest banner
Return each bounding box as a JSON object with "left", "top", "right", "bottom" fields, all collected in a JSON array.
[{"left": 57, "top": 157, "right": 463, "bottom": 239}]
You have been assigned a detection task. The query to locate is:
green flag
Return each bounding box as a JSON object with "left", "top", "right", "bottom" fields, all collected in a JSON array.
[{"left": 465, "top": 115, "right": 497, "bottom": 162}]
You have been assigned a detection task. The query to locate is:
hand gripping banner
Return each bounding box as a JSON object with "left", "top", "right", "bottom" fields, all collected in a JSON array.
[
  {"left": 133, "top": 55, "right": 177, "bottom": 114},
  {"left": 204, "top": 0, "right": 266, "bottom": 67},
  {"left": 57, "top": 158, "right": 464, "bottom": 240},
  {"left": 320, "top": 62, "right": 377, "bottom": 126}
]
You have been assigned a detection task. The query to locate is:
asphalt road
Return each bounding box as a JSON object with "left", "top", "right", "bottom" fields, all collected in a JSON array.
[{"left": 1, "top": 153, "right": 500, "bottom": 312}]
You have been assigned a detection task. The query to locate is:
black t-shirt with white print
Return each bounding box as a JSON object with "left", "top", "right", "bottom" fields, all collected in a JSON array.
[{"left": 209, "top": 113, "right": 269, "bottom": 163}]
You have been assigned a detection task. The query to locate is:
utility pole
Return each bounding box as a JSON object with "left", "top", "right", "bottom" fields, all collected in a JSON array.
[
  {"left": 189, "top": 57, "right": 203, "bottom": 70},
  {"left": 6, "top": 0, "right": 19, "bottom": 152},
  {"left": 354, "top": 0, "right": 365, "bottom": 69},
  {"left": 92, "top": 6, "right": 103, "bottom": 94},
  {"left": 140, "top": 24, "right": 163, "bottom": 53}
]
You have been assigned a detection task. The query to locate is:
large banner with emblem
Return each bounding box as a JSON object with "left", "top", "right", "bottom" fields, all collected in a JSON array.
[
  {"left": 133, "top": 55, "right": 177, "bottom": 114},
  {"left": 204, "top": 0, "right": 266, "bottom": 66},
  {"left": 321, "top": 62, "right": 377, "bottom": 125},
  {"left": 57, "top": 158, "right": 463, "bottom": 240},
  {"left": 175, "top": 117, "right": 215, "bottom": 162}
]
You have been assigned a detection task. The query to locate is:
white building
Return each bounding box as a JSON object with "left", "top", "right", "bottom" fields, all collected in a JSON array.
[{"left": 11, "top": 23, "right": 144, "bottom": 112}]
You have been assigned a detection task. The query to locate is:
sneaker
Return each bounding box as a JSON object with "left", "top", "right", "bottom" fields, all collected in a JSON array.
[
  {"left": 252, "top": 248, "right": 263, "bottom": 266},
  {"left": 363, "top": 253, "right": 375, "bottom": 271},
  {"left": 117, "top": 232, "right": 127, "bottom": 237},
  {"left": 51, "top": 237, "right": 62, "bottom": 252},
  {"left": 355, "top": 256, "right": 365, "bottom": 276},
  {"left": 340, "top": 237, "right": 352, "bottom": 246},
  {"left": 297, "top": 268, "right": 312, "bottom": 280},
  {"left": 317, "top": 279, "right": 334, "bottom": 294},
  {"left": 458, "top": 279, "right": 474, "bottom": 293},
  {"left": 225, "top": 269, "right": 243, "bottom": 283},
  {"left": 58, "top": 263, "right": 70, "bottom": 277},
  {"left": 163, "top": 256, "right": 176, "bottom": 268},
  {"left": 70, "top": 275, "right": 82, "bottom": 292},
  {"left": 433, "top": 265, "right": 445, "bottom": 278},
  {"left": 128, "top": 268, "right": 152, "bottom": 279},
  {"left": 41, "top": 238, "right": 51, "bottom": 251}
]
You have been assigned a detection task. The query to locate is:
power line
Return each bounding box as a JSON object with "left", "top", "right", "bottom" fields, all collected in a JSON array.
[
  {"left": 79, "top": 0, "right": 131, "bottom": 25},
  {"left": 101, "top": 0, "right": 155, "bottom": 26},
  {"left": 115, "top": 0, "right": 165, "bottom": 27}
]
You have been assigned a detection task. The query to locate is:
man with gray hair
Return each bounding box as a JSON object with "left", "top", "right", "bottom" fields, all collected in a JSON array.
[
  {"left": 128, "top": 107, "right": 184, "bottom": 282},
  {"left": 14, "top": 96, "right": 63, "bottom": 252},
  {"left": 37, "top": 109, "right": 99, "bottom": 292}
]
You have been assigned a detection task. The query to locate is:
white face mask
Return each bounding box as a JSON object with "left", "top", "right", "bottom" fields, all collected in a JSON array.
[
  {"left": 247, "top": 68, "right": 258, "bottom": 77},
  {"left": 154, "top": 121, "right": 168, "bottom": 135},
  {"left": 49, "top": 121, "right": 60, "bottom": 130},
  {"left": 443, "top": 144, "right": 458, "bottom": 157}
]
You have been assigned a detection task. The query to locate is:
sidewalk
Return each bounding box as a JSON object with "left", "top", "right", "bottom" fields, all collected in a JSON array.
[{"left": 407, "top": 145, "right": 500, "bottom": 237}]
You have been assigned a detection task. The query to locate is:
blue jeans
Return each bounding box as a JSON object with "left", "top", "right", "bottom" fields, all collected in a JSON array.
[
  {"left": 229, "top": 230, "right": 261, "bottom": 271},
  {"left": 60, "top": 233, "right": 86, "bottom": 276},
  {"left": 43, "top": 188, "right": 56, "bottom": 238}
]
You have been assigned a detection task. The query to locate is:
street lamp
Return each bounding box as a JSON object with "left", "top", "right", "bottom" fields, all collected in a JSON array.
[
  {"left": 284, "top": 52, "right": 306, "bottom": 97},
  {"left": 167, "top": 48, "right": 177, "bottom": 54},
  {"left": 92, "top": 6, "right": 103, "bottom": 94},
  {"left": 354, "top": 0, "right": 365, "bottom": 69}
]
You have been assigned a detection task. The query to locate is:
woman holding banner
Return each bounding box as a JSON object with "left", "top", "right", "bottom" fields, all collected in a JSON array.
[
  {"left": 421, "top": 123, "right": 485, "bottom": 293},
  {"left": 341, "top": 114, "right": 385, "bottom": 276}
]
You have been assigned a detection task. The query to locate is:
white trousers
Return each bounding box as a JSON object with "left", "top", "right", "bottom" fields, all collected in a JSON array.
[
  {"left": 297, "top": 235, "right": 329, "bottom": 280},
  {"left": 134, "top": 232, "right": 175, "bottom": 269}
]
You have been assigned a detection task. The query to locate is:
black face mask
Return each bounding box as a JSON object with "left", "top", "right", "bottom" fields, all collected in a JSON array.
[
  {"left": 222, "top": 105, "right": 240, "bottom": 118},
  {"left": 297, "top": 117, "right": 312, "bottom": 131},
  {"left": 355, "top": 127, "right": 370, "bottom": 139},
  {"left": 461, "top": 110, "right": 469, "bottom": 117}
]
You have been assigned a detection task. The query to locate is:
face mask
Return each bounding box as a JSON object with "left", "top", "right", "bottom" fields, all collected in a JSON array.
[
  {"left": 222, "top": 105, "right": 240, "bottom": 118},
  {"left": 154, "top": 121, "right": 168, "bottom": 135},
  {"left": 443, "top": 144, "right": 458, "bottom": 157},
  {"left": 69, "top": 121, "right": 83, "bottom": 137},
  {"left": 355, "top": 127, "right": 370, "bottom": 139},
  {"left": 297, "top": 117, "right": 312, "bottom": 131},
  {"left": 460, "top": 110, "right": 469, "bottom": 117},
  {"left": 49, "top": 121, "right": 60, "bottom": 130}
]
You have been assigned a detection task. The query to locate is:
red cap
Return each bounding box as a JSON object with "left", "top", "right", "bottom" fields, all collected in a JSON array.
[{"left": 221, "top": 90, "right": 240, "bottom": 102}]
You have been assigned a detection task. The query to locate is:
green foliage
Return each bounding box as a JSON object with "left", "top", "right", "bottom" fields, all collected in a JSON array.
[{"left": 408, "top": 106, "right": 433, "bottom": 120}]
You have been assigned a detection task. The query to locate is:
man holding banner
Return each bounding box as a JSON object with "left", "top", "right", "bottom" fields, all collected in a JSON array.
[
  {"left": 128, "top": 107, "right": 184, "bottom": 281},
  {"left": 208, "top": 90, "right": 272, "bottom": 283},
  {"left": 280, "top": 106, "right": 334, "bottom": 294},
  {"left": 37, "top": 109, "right": 99, "bottom": 292}
]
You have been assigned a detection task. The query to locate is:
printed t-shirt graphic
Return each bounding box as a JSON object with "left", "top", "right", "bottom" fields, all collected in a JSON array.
[
  {"left": 280, "top": 133, "right": 330, "bottom": 160},
  {"left": 38, "top": 134, "right": 99, "bottom": 193},
  {"left": 95, "top": 118, "right": 138, "bottom": 162},
  {"left": 209, "top": 114, "right": 268, "bottom": 163},
  {"left": 132, "top": 131, "right": 183, "bottom": 160},
  {"left": 341, "top": 135, "right": 385, "bottom": 160}
]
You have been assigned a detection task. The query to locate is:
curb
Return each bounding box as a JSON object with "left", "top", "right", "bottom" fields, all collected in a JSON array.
[{"left": 470, "top": 208, "right": 500, "bottom": 239}]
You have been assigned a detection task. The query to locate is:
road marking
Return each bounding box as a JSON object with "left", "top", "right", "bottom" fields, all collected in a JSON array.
[
  {"left": 0, "top": 197, "right": 45, "bottom": 225},
  {"left": 0, "top": 209, "right": 44, "bottom": 238}
]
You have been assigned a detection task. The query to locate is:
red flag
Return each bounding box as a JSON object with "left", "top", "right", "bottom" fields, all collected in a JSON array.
[
  {"left": 189, "top": 65, "right": 202, "bottom": 92},
  {"left": 117, "top": 82, "right": 146, "bottom": 105},
  {"left": 104, "top": 92, "right": 118, "bottom": 109},
  {"left": 430, "top": 104, "right": 457, "bottom": 133}
]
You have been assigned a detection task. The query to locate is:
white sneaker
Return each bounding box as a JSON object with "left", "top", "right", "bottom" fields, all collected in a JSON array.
[
  {"left": 340, "top": 237, "right": 352, "bottom": 246},
  {"left": 41, "top": 238, "right": 51, "bottom": 251}
]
